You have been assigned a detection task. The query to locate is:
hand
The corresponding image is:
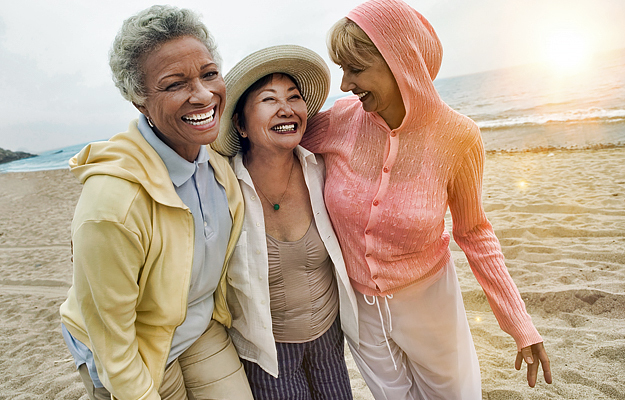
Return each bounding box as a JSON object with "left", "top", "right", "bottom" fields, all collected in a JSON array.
[{"left": 515, "top": 342, "right": 552, "bottom": 387}]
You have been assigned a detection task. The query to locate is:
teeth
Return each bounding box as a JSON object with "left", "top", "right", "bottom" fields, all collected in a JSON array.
[
  {"left": 357, "top": 91, "right": 369, "bottom": 99},
  {"left": 182, "top": 109, "right": 215, "bottom": 125},
  {"left": 273, "top": 123, "right": 296, "bottom": 132}
]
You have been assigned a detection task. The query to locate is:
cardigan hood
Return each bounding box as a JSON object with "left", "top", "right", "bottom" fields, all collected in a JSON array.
[
  {"left": 347, "top": 0, "right": 447, "bottom": 129},
  {"left": 70, "top": 120, "right": 186, "bottom": 210}
]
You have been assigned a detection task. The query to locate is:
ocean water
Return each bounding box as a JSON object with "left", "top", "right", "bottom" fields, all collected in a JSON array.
[
  {"left": 435, "top": 48, "right": 625, "bottom": 152},
  {"left": 2, "top": 48, "right": 624, "bottom": 173}
]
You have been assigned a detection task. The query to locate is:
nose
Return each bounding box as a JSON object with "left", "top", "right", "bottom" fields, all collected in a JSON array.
[
  {"left": 340, "top": 72, "right": 355, "bottom": 93},
  {"left": 277, "top": 100, "right": 293, "bottom": 117},
  {"left": 189, "top": 80, "right": 214, "bottom": 104}
]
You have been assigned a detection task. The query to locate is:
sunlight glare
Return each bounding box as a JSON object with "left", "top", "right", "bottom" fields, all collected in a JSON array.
[{"left": 544, "top": 29, "right": 590, "bottom": 73}]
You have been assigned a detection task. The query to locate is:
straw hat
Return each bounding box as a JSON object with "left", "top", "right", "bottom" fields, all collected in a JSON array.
[{"left": 211, "top": 45, "right": 331, "bottom": 156}]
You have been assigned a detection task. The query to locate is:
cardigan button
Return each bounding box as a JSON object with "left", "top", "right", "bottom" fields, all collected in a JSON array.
[
  {"left": 372, "top": 274, "right": 378, "bottom": 280},
  {"left": 390, "top": 132, "right": 397, "bottom": 137},
  {"left": 373, "top": 200, "right": 379, "bottom": 206},
  {"left": 365, "top": 253, "right": 371, "bottom": 258},
  {"left": 365, "top": 230, "right": 371, "bottom": 235},
  {"left": 383, "top": 167, "right": 389, "bottom": 173}
]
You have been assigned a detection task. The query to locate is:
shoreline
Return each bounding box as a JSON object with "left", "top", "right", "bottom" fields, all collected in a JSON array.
[
  {"left": 2, "top": 138, "right": 625, "bottom": 174},
  {"left": 1, "top": 147, "right": 624, "bottom": 399}
]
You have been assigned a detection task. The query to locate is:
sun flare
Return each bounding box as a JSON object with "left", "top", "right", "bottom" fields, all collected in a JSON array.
[{"left": 543, "top": 29, "right": 591, "bottom": 73}]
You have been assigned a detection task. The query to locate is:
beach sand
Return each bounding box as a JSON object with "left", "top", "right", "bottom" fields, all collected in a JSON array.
[{"left": 1, "top": 147, "right": 624, "bottom": 399}]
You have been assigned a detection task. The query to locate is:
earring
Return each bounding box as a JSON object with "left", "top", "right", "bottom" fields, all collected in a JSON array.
[
  {"left": 239, "top": 130, "right": 247, "bottom": 138},
  {"left": 147, "top": 117, "right": 154, "bottom": 128}
]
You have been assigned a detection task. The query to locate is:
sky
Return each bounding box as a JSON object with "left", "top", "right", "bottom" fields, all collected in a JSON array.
[{"left": 1, "top": 0, "right": 624, "bottom": 153}]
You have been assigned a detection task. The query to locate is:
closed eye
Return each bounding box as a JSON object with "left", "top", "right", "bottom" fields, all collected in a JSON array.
[
  {"left": 340, "top": 64, "right": 365, "bottom": 74},
  {"left": 165, "top": 81, "right": 184, "bottom": 91},
  {"left": 203, "top": 71, "right": 219, "bottom": 80}
]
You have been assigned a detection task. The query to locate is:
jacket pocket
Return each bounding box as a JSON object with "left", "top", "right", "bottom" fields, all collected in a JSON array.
[{"left": 226, "top": 231, "right": 252, "bottom": 295}]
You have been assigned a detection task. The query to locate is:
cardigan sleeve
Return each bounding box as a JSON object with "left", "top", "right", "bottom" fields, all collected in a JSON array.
[
  {"left": 301, "top": 109, "right": 331, "bottom": 153},
  {"left": 72, "top": 195, "right": 159, "bottom": 400},
  {"left": 448, "top": 136, "right": 543, "bottom": 350}
]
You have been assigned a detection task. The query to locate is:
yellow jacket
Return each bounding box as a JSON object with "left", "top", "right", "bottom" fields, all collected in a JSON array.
[{"left": 59, "top": 120, "right": 244, "bottom": 400}]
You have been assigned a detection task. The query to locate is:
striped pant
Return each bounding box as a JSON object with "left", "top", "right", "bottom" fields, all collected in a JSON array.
[{"left": 241, "top": 317, "right": 353, "bottom": 400}]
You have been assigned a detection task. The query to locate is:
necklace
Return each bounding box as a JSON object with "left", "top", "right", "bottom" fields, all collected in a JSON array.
[{"left": 252, "top": 159, "right": 295, "bottom": 211}]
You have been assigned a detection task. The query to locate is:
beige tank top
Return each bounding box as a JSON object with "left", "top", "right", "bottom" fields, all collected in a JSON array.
[{"left": 266, "top": 221, "right": 339, "bottom": 343}]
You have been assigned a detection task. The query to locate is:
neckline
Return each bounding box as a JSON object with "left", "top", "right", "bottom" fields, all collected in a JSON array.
[{"left": 266, "top": 220, "right": 314, "bottom": 244}]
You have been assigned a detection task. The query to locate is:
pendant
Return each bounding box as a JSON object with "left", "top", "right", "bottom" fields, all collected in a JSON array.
[{"left": 273, "top": 204, "right": 280, "bottom": 211}]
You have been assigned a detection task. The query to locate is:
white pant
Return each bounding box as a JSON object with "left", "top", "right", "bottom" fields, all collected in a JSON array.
[{"left": 347, "top": 258, "right": 481, "bottom": 400}]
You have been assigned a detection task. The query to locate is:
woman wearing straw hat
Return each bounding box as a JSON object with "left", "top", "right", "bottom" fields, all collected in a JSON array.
[
  {"left": 301, "top": 0, "right": 552, "bottom": 398},
  {"left": 211, "top": 45, "right": 358, "bottom": 400}
]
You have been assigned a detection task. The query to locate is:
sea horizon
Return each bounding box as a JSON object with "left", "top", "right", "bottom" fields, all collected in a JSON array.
[{"left": 2, "top": 48, "right": 624, "bottom": 173}]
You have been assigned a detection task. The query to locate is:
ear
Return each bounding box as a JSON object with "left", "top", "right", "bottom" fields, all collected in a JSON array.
[
  {"left": 233, "top": 114, "right": 247, "bottom": 138},
  {"left": 133, "top": 102, "right": 149, "bottom": 119}
]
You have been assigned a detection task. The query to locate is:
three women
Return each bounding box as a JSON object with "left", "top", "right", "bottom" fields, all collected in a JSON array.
[{"left": 62, "top": 1, "right": 552, "bottom": 399}]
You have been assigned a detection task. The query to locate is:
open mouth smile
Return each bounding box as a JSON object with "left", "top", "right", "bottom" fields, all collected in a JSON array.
[
  {"left": 182, "top": 108, "right": 215, "bottom": 126},
  {"left": 272, "top": 123, "right": 298, "bottom": 133}
]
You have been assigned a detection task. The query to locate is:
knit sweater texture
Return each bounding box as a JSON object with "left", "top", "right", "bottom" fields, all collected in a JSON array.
[{"left": 302, "top": 0, "right": 542, "bottom": 350}]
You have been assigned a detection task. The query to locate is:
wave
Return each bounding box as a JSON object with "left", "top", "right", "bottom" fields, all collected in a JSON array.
[{"left": 478, "top": 108, "right": 625, "bottom": 130}]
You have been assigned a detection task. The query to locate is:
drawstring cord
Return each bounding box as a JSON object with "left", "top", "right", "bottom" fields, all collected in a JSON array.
[{"left": 364, "top": 294, "right": 397, "bottom": 371}]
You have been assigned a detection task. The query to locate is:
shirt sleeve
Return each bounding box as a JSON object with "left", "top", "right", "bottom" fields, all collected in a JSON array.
[
  {"left": 72, "top": 217, "right": 159, "bottom": 400},
  {"left": 448, "top": 135, "right": 543, "bottom": 350},
  {"left": 301, "top": 109, "right": 332, "bottom": 153}
]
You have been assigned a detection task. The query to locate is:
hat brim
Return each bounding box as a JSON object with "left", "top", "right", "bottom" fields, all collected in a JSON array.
[{"left": 211, "top": 45, "right": 331, "bottom": 156}]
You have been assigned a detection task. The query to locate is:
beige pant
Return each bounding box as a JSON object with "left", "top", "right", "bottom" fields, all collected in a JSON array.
[
  {"left": 78, "top": 320, "right": 253, "bottom": 400},
  {"left": 346, "top": 258, "right": 482, "bottom": 400}
]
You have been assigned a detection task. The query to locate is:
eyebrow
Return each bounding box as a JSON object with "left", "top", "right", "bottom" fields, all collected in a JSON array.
[
  {"left": 157, "top": 62, "right": 217, "bottom": 83},
  {"left": 259, "top": 86, "right": 299, "bottom": 95}
]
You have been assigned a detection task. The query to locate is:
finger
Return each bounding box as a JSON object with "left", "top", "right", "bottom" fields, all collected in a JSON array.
[
  {"left": 521, "top": 346, "right": 534, "bottom": 365},
  {"left": 527, "top": 355, "right": 539, "bottom": 387},
  {"left": 538, "top": 349, "right": 553, "bottom": 384},
  {"left": 515, "top": 351, "right": 522, "bottom": 370}
]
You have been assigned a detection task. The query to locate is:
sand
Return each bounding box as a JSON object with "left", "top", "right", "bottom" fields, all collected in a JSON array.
[{"left": 1, "top": 147, "right": 624, "bottom": 399}]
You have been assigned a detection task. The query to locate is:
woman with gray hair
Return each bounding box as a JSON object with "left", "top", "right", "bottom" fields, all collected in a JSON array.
[{"left": 59, "top": 5, "right": 253, "bottom": 400}]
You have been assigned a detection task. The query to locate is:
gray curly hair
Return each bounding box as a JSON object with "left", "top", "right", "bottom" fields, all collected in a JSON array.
[{"left": 109, "top": 5, "right": 221, "bottom": 105}]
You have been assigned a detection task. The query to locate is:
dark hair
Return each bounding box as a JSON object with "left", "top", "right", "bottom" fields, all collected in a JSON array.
[{"left": 233, "top": 73, "right": 302, "bottom": 153}]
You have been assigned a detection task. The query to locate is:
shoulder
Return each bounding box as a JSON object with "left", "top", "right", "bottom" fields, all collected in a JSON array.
[
  {"left": 207, "top": 146, "right": 234, "bottom": 172},
  {"left": 437, "top": 107, "right": 482, "bottom": 154},
  {"left": 208, "top": 146, "right": 241, "bottom": 191},
  {"left": 76, "top": 175, "right": 151, "bottom": 225},
  {"left": 331, "top": 96, "right": 363, "bottom": 119}
]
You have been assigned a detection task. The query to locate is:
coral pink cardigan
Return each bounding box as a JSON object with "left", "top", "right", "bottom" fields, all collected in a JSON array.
[{"left": 303, "top": 0, "right": 542, "bottom": 349}]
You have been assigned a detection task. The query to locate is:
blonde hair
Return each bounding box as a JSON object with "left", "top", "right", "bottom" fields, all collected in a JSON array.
[{"left": 327, "top": 17, "right": 381, "bottom": 69}]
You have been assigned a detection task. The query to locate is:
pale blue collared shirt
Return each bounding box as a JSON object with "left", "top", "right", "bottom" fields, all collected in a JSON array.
[{"left": 63, "top": 115, "right": 231, "bottom": 386}]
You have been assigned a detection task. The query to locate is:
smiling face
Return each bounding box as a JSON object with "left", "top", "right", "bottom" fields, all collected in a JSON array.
[
  {"left": 339, "top": 54, "right": 405, "bottom": 130},
  {"left": 235, "top": 74, "right": 307, "bottom": 156},
  {"left": 135, "top": 36, "right": 225, "bottom": 162}
]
